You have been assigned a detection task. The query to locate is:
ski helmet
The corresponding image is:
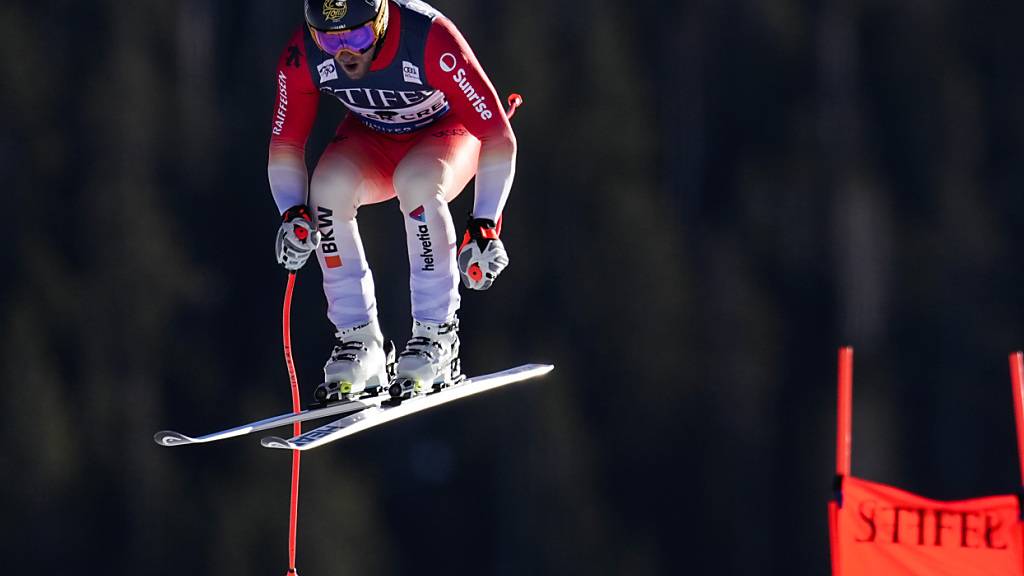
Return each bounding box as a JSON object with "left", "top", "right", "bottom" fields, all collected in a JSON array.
[{"left": 305, "top": 0, "right": 388, "bottom": 34}]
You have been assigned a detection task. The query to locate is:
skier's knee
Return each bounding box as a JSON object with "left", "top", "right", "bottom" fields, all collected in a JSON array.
[
  {"left": 393, "top": 158, "right": 449, "bottom": 207},
  {"left": 310, "top": 157, "right": 363, "bottom": 220}
]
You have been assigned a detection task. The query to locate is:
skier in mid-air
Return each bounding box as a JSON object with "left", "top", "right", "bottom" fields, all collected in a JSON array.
[{"left": 268, "top": 0, "right": 516, "bottom": 401}]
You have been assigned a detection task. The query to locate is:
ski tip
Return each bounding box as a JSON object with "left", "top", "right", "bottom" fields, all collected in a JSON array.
[
  {"left": 261, "top": 436, "right": 296, "bottom": 450},
  {"left": 518, "top": 363, "right": 554, "bottom": 377},
  {"left": 154, "top": 430, "right": 194, "bottom": 447}
]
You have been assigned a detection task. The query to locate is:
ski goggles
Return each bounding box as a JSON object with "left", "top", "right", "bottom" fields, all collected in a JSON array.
[{"left": 309, "top": 21, "right": 379, "bottom": 56}]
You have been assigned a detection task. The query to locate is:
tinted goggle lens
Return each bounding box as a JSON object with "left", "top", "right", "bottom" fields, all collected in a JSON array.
[{"left": 311, "top": 22, "right": 378, "bottom": 55}]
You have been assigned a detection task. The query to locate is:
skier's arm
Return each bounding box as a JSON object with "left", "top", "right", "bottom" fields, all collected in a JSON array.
[
  {"left": 268, "top": 26, "right": 320, "bottom": 215},
  {"left": 424, "top": 17, "right": 516, "bottom": 223}
]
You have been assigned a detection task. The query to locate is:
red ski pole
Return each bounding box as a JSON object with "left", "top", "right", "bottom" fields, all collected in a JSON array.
[{"left": 282, "top": 272, "right": 302, "bottom": 576}]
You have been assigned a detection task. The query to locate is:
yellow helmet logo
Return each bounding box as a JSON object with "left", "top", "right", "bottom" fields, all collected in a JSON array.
[{"left": 323, "top": 0, "right": 347, "bottom": 22}]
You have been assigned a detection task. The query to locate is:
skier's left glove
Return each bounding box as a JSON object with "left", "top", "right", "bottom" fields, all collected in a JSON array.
[
  {"left": 275, "top": 204, "right": 321, "bottom": 271},
  {"left": 457, "top": 217, "right": 509, "bottom": 290}
]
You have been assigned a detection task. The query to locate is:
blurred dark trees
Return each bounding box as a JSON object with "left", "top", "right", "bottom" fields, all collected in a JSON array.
[{"left": 2, "top": 1, "right": 1023, "bottom": 574}]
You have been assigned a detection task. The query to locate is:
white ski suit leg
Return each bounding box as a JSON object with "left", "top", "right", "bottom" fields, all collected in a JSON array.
[
  {"left": 309, "top": 134, "right": 394, "bottom": 330},
  {"left": 392, "top": 130, "right": 480, "bottom": 324}
]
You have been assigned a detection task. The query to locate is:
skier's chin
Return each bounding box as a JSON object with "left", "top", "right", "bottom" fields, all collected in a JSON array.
[
  {"left": 336, "top": 54, "right": 371, "bottom": 80},
  {"left": 341, "top": 61, "right": 368, "bottom": 79}
]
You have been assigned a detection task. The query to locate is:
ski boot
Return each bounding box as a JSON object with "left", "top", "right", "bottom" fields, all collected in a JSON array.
[
  {"left": 314, "top": 319, "right": 396, "bottom": 404},
  {"left": 389, "top": 317, "right": 464, "bottom": 401}
]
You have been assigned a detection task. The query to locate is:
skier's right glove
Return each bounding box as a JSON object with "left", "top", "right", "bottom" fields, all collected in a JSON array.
[
  {"left": 457, "top": 217, "right": 509, "bottom": 290},
  {"left": 275, "top": 204, "right": 321, "bottom": 271}
]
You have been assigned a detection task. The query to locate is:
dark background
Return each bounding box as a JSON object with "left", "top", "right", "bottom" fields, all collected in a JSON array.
[{"left": 3, "top": 1, "right": 1023, "bottom": 574}]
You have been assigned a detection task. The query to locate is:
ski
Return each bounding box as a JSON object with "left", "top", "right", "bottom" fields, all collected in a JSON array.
[
  {"left": 153, "top": 395, "right": 387, "bottom": 447},
  {"left": 261, "top": 363, "right": 554, "bottom": 451}
]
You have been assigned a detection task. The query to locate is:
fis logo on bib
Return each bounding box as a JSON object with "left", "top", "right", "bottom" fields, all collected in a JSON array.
[
  {"left": 317, "top": 206, "right": 343, "bottom": 268},
  {"left": 318, "top": 59, "right": 338, "bottom": 83},
  {"left": 439, "top": 53, "right": 492, "bottom": 121},
  {"left": 439, "top": 53, "right": 457, "bottom": 73}
]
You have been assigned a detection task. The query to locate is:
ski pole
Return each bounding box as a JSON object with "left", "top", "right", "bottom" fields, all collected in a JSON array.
[{"left": 282, "top": 271, "right": 302, "bottom": 576}]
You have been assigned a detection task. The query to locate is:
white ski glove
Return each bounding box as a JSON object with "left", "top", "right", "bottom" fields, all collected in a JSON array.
[
  {"left": 457, "top": 217, "right": 508, "bottom": 290},
  {"left": 275, "top": 204, "right": 321, "bottom": 271}
]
